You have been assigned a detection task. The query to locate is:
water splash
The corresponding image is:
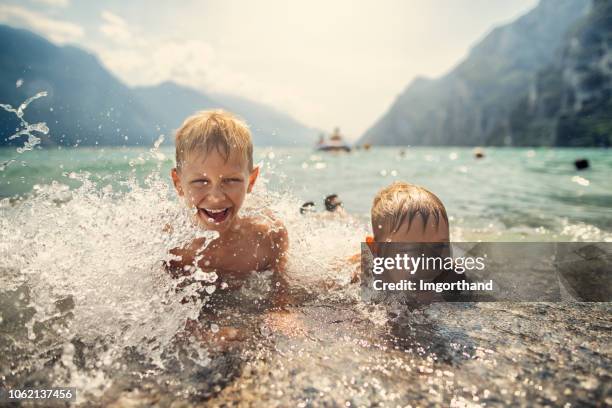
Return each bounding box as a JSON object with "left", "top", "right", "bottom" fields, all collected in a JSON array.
[
  {"left": 0, "top": 90, "right": 368, "bottom": 400},
  {"left": 2, "top": 93, "right": 607, "bottom": 405},
  {"left": 0, "top": 91, "right": 49, "bottom": 169},
  {"left": 0, "top": 134, "right": 370, "bottom": 402},
  {"left": 0, "top": 146, "right": 223, "bottom": 397}
]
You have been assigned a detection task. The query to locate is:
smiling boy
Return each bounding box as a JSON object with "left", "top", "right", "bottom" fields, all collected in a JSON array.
[{"left": 167, "top": 110, "right": 288, "bottom": 306}]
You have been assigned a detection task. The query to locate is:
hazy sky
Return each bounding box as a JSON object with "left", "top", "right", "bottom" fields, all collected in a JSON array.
[{"left": 1, "top": 0, "right": 538, "bottom": 139}]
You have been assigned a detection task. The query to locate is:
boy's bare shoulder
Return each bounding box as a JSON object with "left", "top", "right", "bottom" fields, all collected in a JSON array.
[
  {"left": 241, "top": 212, "right": 286, "bottom": 234},
  {"left": 240, "top": 211, "right": 287, "bottom": 248}
]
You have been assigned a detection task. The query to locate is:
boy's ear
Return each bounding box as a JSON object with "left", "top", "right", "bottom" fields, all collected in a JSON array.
[
  {"left": 247, "top": 166, "right": 259, "bottom": 193},
  {"left": 171, "top": 168, "right": 184, "bottom": 196}
]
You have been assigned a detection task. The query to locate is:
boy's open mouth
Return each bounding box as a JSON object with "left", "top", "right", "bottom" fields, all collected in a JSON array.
[{"left": 198, "top": 207, "right": 232, "bottom": 224}]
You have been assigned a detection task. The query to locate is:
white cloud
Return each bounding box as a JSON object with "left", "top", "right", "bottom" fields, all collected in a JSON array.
[
  {"left": 99, "top": 10, "right": 132, "bottom": 43},
  {"left": 33, "top": 0, "right": 70, "bottom": 7},
  {"left": 98, "top": 37, "right": 247, "bottom": 95},
  {"left": 0, "top": 4, "right": 83, "bottom": 43},
  {"left": 92, "top": 12, "right": 288, "bottom": 118},
  {"left": 96, "top": 33, "right": 318, "bottom": 128},
  {"left": 99, "top": 39, "right": 309, "bottom": 126}
]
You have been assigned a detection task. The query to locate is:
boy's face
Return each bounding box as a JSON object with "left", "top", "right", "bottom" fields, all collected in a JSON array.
[{"left": 171, "top": 148, "right": 258, "bottom": 233}]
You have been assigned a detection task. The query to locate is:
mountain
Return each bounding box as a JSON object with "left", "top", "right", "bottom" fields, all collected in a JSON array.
[
  {"left": 0, "top": 24, "right": 317, "bottom": 147},
  {"left": 133, "top": 82, "right": 318, "bottom": 146},
  {"left": 0, "top": 24, "right": 158, "bottom": 146},
  {"left": 508, "top": 0, "right": 612, "bottom": 147},
  {"left": 210, "top": 92, "right": 319, "bottom": 146},
  {"left": 359, "top": 0, "right": 591, "bottom": 146}
]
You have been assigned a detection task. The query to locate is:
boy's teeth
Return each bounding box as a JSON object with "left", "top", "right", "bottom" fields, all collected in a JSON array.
[
  {"left": 206, "top": 208, "right": 226, "bottom": 213},
  {"left": 199, "top": 207, "right": 231, "bottom": 223}
]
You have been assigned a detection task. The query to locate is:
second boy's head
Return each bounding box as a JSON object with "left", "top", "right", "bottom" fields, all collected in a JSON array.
[
  {"left": 171, "top": 110, "right": 259, "bottom": 233},
  {"left": 368, "top": 182, "right": 450, "bottom": 287},
  {"left": 371, "top": 182, "right": 449, "bottom": 243}
]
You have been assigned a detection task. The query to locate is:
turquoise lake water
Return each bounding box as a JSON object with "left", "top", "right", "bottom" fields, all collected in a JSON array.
[
  {"left": 1, "top": 145, "right": 610, "bottom": 405},
  {"left": 1, "top": 146, "right": 611, "bottom": 241}
]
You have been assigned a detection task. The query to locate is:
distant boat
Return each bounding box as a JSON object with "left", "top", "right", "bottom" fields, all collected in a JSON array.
[{"left": 316, "top": 128, "right": 351, "bottom": 152}]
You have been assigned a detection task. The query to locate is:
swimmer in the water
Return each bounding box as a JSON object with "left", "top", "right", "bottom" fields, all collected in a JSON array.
[
  {"left": 299, "top": 195, "right": 347, "bottom": 218},
  {"left": 300, "top": 201, "right": 316, "bottom": 214},
  {"left": 322, "top": 193, "right": 349, "bottom": 219},
  {"left": 165, "top": 110, "right": 289, "bottom": 307},
  {"left": 324, "top": 194, "right": 342, "bottom": 212}
]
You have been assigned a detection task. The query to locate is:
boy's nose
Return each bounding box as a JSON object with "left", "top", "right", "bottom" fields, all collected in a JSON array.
[{"left": 205, "top": 186, "right": 226, "bottom": 203}]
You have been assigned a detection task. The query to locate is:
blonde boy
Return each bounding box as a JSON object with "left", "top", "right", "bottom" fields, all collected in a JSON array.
[
  {"left": 369, "top": 182, "right": 473, "bottom": 303},
  {"left": 371, "top": 181, "right": 449, "bottom": 243},
  {"left": 353, "top": 182, "right": 455, "bottom": 288},
  {"left": 167, "top": 110, "right": 288, "bottom": 305}
]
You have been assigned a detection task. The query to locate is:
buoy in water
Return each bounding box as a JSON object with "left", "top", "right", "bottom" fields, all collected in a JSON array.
[{"left": 574, "top": 158, "right": 590, "bottom": 170}]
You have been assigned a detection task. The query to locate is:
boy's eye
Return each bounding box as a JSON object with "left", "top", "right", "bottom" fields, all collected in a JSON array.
[
  {"left": 224, "top": 178, "right": 243, "bottom": 183},
  {"left": 191, "top": 179, "right": 209, "bottom": 185}
]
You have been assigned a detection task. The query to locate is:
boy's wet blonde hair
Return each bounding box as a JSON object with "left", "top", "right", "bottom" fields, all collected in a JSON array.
[
  {"left": 175, "top": 110, "right": 253, "bottom": 171},
  {"left": 371, "top": 182, "right": 448, "bottom": 240}
]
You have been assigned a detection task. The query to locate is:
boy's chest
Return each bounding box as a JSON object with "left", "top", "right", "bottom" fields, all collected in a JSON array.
[{"left": 197, "top": 241, "right": 270, "bottom": 278}]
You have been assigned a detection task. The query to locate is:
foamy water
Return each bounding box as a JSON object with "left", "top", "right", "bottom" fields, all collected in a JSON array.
[
  {"left": 1, "top": 93, "right": 610, "bottom": 406},
  {"left": 0, "top": 98, "right": 366, "bottom": 401},
  {"left": 0, "top": 154, "right": 368, "bottom": 403}
]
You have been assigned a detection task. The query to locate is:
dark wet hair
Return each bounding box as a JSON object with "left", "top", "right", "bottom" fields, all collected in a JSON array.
[
  {"left": 324, "top": 194, "right": 342, "bottom": 212},
  {"left": 300, "top": 201, "right": 316, "bottom": 214}
]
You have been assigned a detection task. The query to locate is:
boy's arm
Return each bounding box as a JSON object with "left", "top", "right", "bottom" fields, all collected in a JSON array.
[
  {"left": 347, "top": 253, "right": 361, "bottom": 283},
  {"left": 269, "top": 222, "right": 290, "bottom": 309}
]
